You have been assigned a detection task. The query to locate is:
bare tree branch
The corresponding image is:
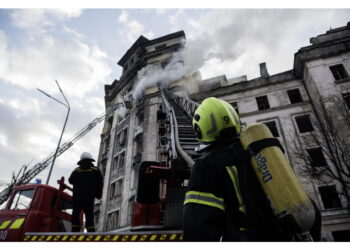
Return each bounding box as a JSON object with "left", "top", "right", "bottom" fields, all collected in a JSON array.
[{"left": 290, "top": 96, "right": 350, "bottom": 210}]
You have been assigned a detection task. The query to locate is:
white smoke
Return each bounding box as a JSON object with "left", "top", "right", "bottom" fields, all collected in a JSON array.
[
  {"left": 118, "top": 106, "right": 129, "bottom": 120},
  {"left": 132, "top": 42, "right": 201, "bottom": 100}
]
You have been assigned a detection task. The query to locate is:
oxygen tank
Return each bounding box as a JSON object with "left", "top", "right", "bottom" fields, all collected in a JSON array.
[{"left": 240, "top": 123, "right": 315, "bottom": 238}]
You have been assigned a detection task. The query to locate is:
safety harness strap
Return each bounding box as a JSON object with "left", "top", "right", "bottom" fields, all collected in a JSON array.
[
  {"left": 184, "top": 191, "right": 225, "bottom": 211},
  {"left": 246, "top": 138, "right": 285, "bottom": 157},
  {"left": 225, "top": 166, "right": 246, "bottom": 214}
]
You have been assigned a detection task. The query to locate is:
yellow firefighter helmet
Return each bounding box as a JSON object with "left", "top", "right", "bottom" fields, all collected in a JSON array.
[{"left": 193, "top": 97, "right": 241, "bottom": 143}]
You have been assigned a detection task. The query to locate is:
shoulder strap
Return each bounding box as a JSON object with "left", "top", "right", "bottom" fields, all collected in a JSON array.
[{"left": 246, "top": 138, "right": 285, "bottom": 158}]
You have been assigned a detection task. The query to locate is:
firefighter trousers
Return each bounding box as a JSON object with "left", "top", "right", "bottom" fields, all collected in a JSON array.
[{"left": 71, "top": 200, "right": 95, "bottom": 232}]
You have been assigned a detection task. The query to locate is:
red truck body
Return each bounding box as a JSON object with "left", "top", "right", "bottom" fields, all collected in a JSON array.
[
  {"left": 0, "top": 178, "right": 73, "bottom": 241},
  {"left": 0, "top": 167, "right": 186, "bottom": 242}
]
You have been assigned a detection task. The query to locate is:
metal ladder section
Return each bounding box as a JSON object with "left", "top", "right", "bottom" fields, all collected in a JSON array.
[
  {"left": 161, "top": 89, "right": 201, "bottom": 167},
  {"left": 0, "top": 101, "right": 129, "bottom": 206}
]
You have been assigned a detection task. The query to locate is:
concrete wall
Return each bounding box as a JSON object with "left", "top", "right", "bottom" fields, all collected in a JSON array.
[
  {"left": 97, "top": 25, "right": 350, "bottom": 240},
  {"left": 302, "top": 53, "right": 350, "bottom": 241},
  {"left": 195, "top": 65, "right": 350, "bottom": 240},
  {"left": 98, "top": 32, "right": 185, "bottom": 231}
]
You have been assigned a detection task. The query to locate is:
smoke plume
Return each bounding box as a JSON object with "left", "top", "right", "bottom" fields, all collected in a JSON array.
[{"left": 132, "top": 42, "right": 202, "bottom": 100}]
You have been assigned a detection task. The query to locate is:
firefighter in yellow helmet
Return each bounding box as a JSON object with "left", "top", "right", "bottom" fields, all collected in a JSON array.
[{"left": 183, "top": 97, "right": 321, "bottom": 241}]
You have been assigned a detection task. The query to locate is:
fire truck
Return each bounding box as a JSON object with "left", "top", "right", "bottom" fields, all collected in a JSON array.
[
  {"left": 0, "top": 177, "right": 183, "bottom": 242},
  {"left": 0, "top": 89, "right": 196, "bottom": 242},
  {"left": 0, "top": 178, "right": 73, "bottom": 241}
]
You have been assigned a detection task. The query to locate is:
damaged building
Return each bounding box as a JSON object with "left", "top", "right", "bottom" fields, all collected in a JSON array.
[{"left": 95, "top": 23, "right": 350, "bottom": 241}]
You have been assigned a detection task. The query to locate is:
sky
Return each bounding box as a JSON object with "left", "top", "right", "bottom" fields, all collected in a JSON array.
[{"left": 0, "top": 7, "right": 349, "bottom": 200}]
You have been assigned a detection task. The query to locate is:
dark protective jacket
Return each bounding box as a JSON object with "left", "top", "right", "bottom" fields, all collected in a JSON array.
[
  {"left": 68, "top": 160, "right": 103, "bottom": 202},
  {"left": 183, "top": 138, "right": 299, "bottom": 241}
]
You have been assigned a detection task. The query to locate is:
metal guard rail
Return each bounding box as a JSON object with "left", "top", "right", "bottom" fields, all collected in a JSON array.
[
  {"left": 163, "top": 89, "right": 199, "bottom": 118},
  {"left": 160, "top": 89, "right": 194, "bottom": 168}
]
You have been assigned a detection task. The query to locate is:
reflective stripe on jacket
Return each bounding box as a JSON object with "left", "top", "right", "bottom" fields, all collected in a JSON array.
[{"left": 183, "top": 140, "right": 248, "bottom": 241}]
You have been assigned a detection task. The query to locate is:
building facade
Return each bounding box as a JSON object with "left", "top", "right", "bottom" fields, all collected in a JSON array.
[{"left": 96, "top": 23, "right": 350, "bottom": 241}]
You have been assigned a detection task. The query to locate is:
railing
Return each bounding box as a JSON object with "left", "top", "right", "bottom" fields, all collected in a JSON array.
[
  {"left": 164, "top": 89, "right": 199, "bottom": 118},
  {"left": 160, "top": 89, "right": 195, "bottom": 167},
  {"left": 160, "top": 89, "right": 178, "bottom": 161}
]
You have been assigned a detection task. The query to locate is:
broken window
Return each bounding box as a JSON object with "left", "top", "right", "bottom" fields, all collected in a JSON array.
[
  {"left": 256, "top": 95, "right": 270, "bottom": 111},
  {"left": 110, "top": 183, "right": 116, "bottom": 199},
  {"left": 105, "top": 136, "right": 110, "bottom": 154},
  {"left": 115, "top": 179, "right": 123, "bottom": 196},
  {"left": 329, "top": 64, "right": 349, "bottom": 81},
  {"left": 118, "top": 152, "right": 125, "bottom": 170},
  {"left": 112, "top": 156, "right": 118, "bottom": 171},
  {"left": 106, "top": 116, "right": 113, "bottom": 134},
  {"left": 263, "top": 120, "right": 279, "bottom": 137},
  {"left": 113, "top": 152, "right": 125, "bottom": 175},
  {"left": 110, "top": 179, "right": 123, "bottom": 199},
  {"left": 295, "top": 115, "right": 314, "bottom": 133},
  {"left": 118, "top": 128, "right": 128, "bottom": 146},
  {"left": 230, "top": 102, "right": 240, "bottom": 114},
  {"left": 318, "top": 185, "right": 342, "bottom": 209},
  {"left": 137, "top": 112, "right": 144, "bottom": 125},
  {"left": 101, "top": 161, "right": 107, "bottom": 176},
  {"left": 306, "top": 147, "right": 327, "bottom": 167},
  {"left": 287, "top": 89, "right": 303, "bottom": 104},
  {"left": 106, "top": 210, "right": 119, "bottom": 231}
]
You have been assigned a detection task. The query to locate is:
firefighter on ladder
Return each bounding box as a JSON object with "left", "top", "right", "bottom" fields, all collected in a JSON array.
[
  {"left": 183, "top": 97, "right": 321, "bottom": 241},
  {"left": 69, "top": 152, "right": 103, "bottom": 232}
]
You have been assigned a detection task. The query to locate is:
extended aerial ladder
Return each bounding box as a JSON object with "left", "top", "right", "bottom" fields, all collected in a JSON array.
[
  {"left": 130, "top": 87, "right": 200, "bottom": 231},
  {"left": 0, "top": 100, "right": 131, "bottom": 206},
  {"left": 160, "top": 88, "right": 200, "bottom": 166}
]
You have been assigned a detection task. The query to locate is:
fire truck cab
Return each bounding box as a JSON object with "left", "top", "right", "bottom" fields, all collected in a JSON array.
[{"left": 0, "top": 178, "right": 73, "bottom": 241}]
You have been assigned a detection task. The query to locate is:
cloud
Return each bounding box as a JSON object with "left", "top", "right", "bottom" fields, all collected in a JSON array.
[
  {"left": 0, "top": 32, "right": 112, "bottom": 98},
  {"left": 117, "top": 10, "right": 155, "bottom": 43},
  {"left": 118, "top": 10, "right": 129, "bottom": 23},
  {"left": 183, "top": 9, "right": 350, "bottom": 80},
  {"left": 0, "top": 133, "right": 8, "bottom": 147},
  {"left": 0, "top": 31, "right": 8, "bottom": 77},
  {"left": 168, "top": 9, "right": 186, "bottom": 26},
  {"left": 0, "top": 85, "right": 105, "bottom": 186},
  {"left": 0, "top": 9, "right": 110, "bottom": 187},
  {"left": 10, "top": 9, "right": 83, "bottom": 33},
  {"left": 156, "top": 9, "right": 169, "bottom": 15},
  {"left": 167, "top": 9, "right": 192, "bottom": 33}
]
